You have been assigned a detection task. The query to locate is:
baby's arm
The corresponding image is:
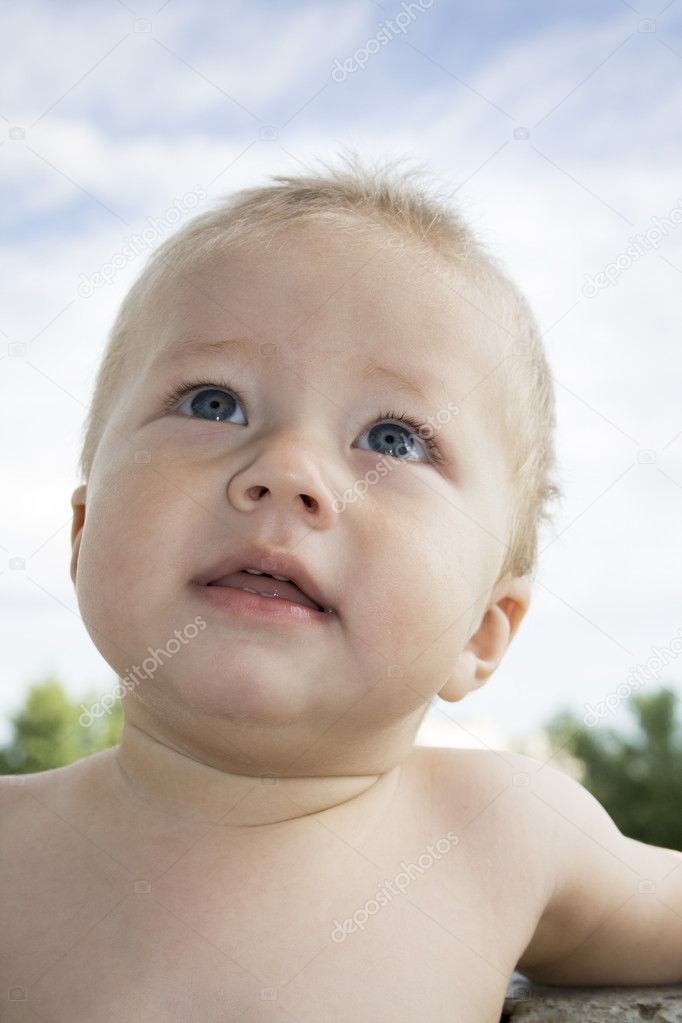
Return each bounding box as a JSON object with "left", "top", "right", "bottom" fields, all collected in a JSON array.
[{"left": 513, "top": 753, "right": 682, "bottom": 986}]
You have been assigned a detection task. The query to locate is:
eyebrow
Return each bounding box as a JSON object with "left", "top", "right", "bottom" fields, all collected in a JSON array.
[{"left": 156, "top": 335, "right": 446, "bottom": 407}]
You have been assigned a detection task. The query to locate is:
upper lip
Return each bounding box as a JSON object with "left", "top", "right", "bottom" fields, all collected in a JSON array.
[{"left": 194, "top": 545, "right": 335, "bottom": 614}]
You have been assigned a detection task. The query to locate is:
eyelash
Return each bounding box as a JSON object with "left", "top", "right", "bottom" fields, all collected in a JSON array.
[{"left": 160, "top": 377, "right": 447, "bottom": 469}]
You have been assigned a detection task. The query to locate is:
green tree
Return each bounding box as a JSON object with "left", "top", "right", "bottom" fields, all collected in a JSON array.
[
  {"left": 0, "top": 675, "right": 123, "bottom": 774},
  {"left": 542, "top": 686, "right": 682, "bottom": 851}
]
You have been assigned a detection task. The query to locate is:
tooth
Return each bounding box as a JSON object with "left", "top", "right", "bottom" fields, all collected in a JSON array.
[
  {"left": 244, "top": 568, "right": 264, "bottom": 575},
  {"left": 241, "top": 587, "right": 280, "bottom": 599},
  {"left": 271, "top": 574, "right": 289, "bottom": 581}
]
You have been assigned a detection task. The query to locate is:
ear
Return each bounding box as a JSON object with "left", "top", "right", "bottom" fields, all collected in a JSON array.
[
  {"left": 70, "top": 484, "right": 87, "bottom": 588},
  {"left": 438, "top": 574, "right": 532, "bottom": 704}
]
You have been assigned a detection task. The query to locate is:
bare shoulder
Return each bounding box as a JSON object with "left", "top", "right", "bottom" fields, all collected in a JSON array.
[
  {"left": 422, "top": 744, "right": 615, "bottom": 867},
  {"left": 0, "top": 748, "right": 121, "bottom": 863},
  {"left": 0, "top": 746, "right": 118, "bottom": 805},
  {"left": 418, "top": 745, "right": 565, "bottom": 903},
  {"left": 426, "top": 746, "right": 682, "bottom": 986},
  {"left": 482, "top": 750, "right": 682, "bottom": 986},
  {"left": 422, "top": 743, "right": 594, "bottom": 824},
  {"left": 408, "top": 745, "right": 570, "bottom": 968},
  {"left": 0, "top": 751, "right": 128, "bottom": 876},
  {"left": 417, "top": 742, "right": 559, "bottom": 818}
]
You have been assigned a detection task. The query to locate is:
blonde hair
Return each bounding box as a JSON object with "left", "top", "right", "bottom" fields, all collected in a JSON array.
[{"left": 77, "top": 150, "right": 562, "bottom": 582}]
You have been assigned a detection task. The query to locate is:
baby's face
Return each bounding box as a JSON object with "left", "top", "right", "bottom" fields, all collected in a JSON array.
[{"left": 71, "top": 222, "right": 522, "bottom": 771}]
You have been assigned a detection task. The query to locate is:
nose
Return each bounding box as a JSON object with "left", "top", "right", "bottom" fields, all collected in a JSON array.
[{"left": 227, "top": 433, "right": 337, "bottom": 529}]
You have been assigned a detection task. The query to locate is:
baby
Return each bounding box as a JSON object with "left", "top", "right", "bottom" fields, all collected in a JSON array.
[{"left": 2, "top": 153, "right": 681, "bottom": 1023}]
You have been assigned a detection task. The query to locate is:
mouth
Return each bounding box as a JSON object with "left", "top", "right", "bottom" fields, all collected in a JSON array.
[
  {"left": 207, "top": 569, "right": 326, "bottom": 613},
  {"left": 194, "top": 548, "right": 336, "bottom": 617}
]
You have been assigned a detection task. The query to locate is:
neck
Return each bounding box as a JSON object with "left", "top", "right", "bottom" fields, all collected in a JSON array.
[{"left": 115, "top": 720, "right": 402, "bottom": 828}]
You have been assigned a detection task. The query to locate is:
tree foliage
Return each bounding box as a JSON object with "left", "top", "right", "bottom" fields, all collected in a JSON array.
[
  {"left": 0, "top": 675, "right": 122, "bottom": 774},
  {"left": 543, "top": 686, "right": 682, "bottom": 851}
]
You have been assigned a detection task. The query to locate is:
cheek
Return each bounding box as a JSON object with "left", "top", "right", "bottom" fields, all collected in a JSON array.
[
  {"left": 350, "top": 508, "right": 477, "bottom": 665},
  {"left": 74, "top": 465, "right": 185, "bottom": 663}
]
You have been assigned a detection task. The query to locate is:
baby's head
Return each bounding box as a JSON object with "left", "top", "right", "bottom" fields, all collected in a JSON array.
[{"left": 70, "top": 152, "right": 561, "bottom": 774}]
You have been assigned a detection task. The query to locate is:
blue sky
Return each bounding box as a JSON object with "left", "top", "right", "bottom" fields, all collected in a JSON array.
[{"left": 1, "top": 0, "right": 682, "bottom": 753}]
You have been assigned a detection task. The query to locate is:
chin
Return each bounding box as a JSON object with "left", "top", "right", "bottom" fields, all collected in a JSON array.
[{"left": 157, "top": 653, "right": 319, "bottom": 726}]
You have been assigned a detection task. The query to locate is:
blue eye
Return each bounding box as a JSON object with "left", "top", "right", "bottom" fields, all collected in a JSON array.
[
  {"left": 165, "top": 382, "right": 246, "bottom": 424},
  {"left": 161, "top": 382, "right": 446, "bottom": 468},
  {"left": 359, "top": 413, "right": 433, "bottom": 463},
  {"left": 187, "top": 388, "right": 236, "bottom": 421}
]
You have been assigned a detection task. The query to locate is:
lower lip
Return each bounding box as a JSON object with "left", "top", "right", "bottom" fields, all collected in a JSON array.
[{"left": 194, "top": 584, "right": 335, "bottom": 625}]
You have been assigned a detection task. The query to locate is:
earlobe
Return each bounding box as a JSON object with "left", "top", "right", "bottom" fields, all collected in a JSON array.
[
  {"left": 437, "top": 575, "right": 532, "bottom": 704},
  {"left": 70, "top": 484, "right": 87, "bottom": 587}
]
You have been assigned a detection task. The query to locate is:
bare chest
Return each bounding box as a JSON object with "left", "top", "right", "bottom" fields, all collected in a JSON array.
[{"left": 2, "top": 751, "right": 536, "bottom": 1022}]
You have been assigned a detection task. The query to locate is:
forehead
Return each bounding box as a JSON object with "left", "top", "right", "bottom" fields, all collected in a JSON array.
[{"left": 143, "top": 222, "right": 512, "bottom": 404}]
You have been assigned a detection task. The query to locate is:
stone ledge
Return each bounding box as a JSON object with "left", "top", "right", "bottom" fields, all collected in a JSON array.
[{"left": 501, "top": 971, "right": 682, "bottom": 1022}]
